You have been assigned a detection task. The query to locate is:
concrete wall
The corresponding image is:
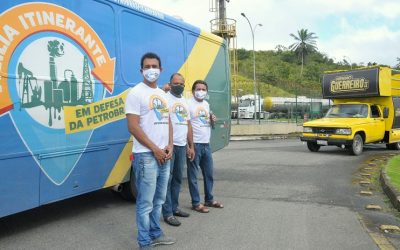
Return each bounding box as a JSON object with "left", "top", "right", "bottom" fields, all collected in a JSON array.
[{"left": 231, "top": 123, "right": 303, "bottom": 136}]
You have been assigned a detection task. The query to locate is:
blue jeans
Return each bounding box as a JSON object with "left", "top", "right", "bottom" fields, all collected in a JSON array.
[
  {"left": 162, "top": 145, "right": 187, "bottom": 218},
  {"left": 133, "top": 152, "right": 170, "bottom": 247},
  {"left": 187, "top": 143, "right": 214, "bottom": 206}
]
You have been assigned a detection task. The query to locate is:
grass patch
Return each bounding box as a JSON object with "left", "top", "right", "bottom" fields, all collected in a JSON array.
[{"left": 386, "top": 156, "right": 400, "bottom": 191}]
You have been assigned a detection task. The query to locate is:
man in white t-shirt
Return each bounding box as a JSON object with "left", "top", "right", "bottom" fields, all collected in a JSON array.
[
  {"left": 187, "top": 80, "right": 224, "bottom": 214},
  {"left": 125, "top": 52, "right": 175, "bottom": 249},
  {"left": 161, "top": 73, "right": 194, "bottom": 227}
]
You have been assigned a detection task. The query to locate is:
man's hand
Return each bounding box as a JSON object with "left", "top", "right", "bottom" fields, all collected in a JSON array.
[
  {"left": 164, "top": 144, "right": 173, "bottom": 160},
  {"left": 187, "top": 146, "right": 195, "bottom": 161},
  {"left": 211, "top": 114, "right": 217, "bottom": 122},
  {"left": 153, "top": 147, "right": 167, "bottom": 166}
]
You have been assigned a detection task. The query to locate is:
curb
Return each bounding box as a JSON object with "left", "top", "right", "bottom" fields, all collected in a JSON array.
[
  {"left": 380, "top": 167, "right": 400, "bottom": 212},
  {"left": 230, "top": 134, "right": 300, "bottom": 141}
]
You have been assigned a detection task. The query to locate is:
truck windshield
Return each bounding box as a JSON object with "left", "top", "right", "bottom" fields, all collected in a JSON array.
[
  {"left": 325, "top": 104, "right": 368, "bottom": 118},
  {"left": 239, "top": 99, "right": 252, "bottom": 107}
]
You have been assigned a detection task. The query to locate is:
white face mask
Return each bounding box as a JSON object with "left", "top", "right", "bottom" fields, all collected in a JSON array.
[
  {"left": 194, "top": 90, "right": 207, "bottom": 100},
  {"left": 142, "top": 68, "right": 160, "bottom": 82}
]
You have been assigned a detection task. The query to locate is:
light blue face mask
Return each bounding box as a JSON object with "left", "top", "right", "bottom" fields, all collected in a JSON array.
[
  {"left": 195, "top": 90, "right": 207, "bottom": 100},
  {"left": 142, "top": 68, "right": 160, "bottom": 82}
]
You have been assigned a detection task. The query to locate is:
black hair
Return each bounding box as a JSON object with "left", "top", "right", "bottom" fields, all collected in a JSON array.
[
  {"left": 169, "top": 73, "right": 184, "bottom": 83},
  {"left": 140, "top": 52, "right": 161, "bottom": 68},
  {"left": 191, "top": 79, "right": 208, "bottom": 92}
]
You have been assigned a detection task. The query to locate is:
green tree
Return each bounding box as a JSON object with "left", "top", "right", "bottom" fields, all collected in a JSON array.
[
  {"left": 396, "top": 57, "right": 400, "bottom": 69},
  {"left": 289, "top": 29, "right": 318, "bottom": 76},
  {"left": 237, "top": 48, "right": 251, "bottom": 60}
]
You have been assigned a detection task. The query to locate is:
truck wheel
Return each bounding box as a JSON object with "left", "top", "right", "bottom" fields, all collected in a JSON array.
[
  {"left": 349, "top": 134, "right": 363, "bottom": 155},
  {"left": 386, "top": 142, "right": 400, "bottom": 150},
  {"left": 307, "top": 141, "right": 320, "bottom": 152},
  {"left": 119, "top": 168, "right": 137, "bottom": 202}
]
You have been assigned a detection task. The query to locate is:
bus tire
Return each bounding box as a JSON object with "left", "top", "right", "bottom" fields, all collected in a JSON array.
[
  {"left": 307, "top": 141, "right": 320, "bottom": 152},
  {"left": 349, "top": 134, "right": 363, "bottom": 155},
  {"left": 119, "top": 168, "right": 137, "bottom": 202}
]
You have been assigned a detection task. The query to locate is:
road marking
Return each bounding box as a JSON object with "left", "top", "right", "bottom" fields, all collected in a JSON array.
[
  {"left": 357, "top": 214, "right": 396, "bottom": 250},
  {"left": 365, "top": 204, "right": 382, "bottom": 211},
  {"left": 360, "top": 191, "right": 373, "bottom": 196},
  {"left": 380, "top": 225, "right": 400, "bottom": 232},
  {"left": 360, "top": 180, "right": 371, "bottom": 185}
]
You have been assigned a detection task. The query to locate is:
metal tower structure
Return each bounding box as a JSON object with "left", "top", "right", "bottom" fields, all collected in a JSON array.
[
  {"left": 209, "top": 0, "right": 239, "bottom": 122},
  {"left": 81, "top": 56, "right": 93, "bottom": 104}
]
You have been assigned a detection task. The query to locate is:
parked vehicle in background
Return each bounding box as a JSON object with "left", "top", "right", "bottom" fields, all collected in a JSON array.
[
  {"left": 301, "top": 67, "right": 400, "bottom": 155},
  {"left": 238, "top": 94, "right": 264, "bottom": 119},
  {"left": 231, "top": 94, "right": 330, "bottom": 120}
]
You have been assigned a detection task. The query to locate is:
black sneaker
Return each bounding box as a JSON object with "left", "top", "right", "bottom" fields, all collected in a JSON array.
[
  {"left": 151, "top": 235, "right": 176, "bottom": 246},
  {"left": 164, "top": 216, "right": 181, "bottom": 227},
  {"left": 173, "top": 210, "right": 190, "bottom": 217}
]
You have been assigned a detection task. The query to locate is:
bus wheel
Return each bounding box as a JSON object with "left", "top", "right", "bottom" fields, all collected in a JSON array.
[
  {"left": 307, "top": 142, "right": 320, "bottom": 152},
  {"left": 386, "top": 142, "right": 400, "bottom": 150},
  {"left": 349, "top": 134, "right": 363, "bottom": 155},
  {"left": 119, "top": 169, "right": 137, "bottom": 202}
]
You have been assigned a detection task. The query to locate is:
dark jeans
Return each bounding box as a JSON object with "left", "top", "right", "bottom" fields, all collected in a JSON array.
[
  {"left": 187, "top": 143, "right": 214, "bottom": 206},
  {"left": 162, "top": 145, "right": 187, "bottom": 218}
]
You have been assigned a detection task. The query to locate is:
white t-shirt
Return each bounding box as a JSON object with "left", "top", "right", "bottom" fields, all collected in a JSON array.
[
  {"left": 125, "top": 82, "right": 170, "bottom": 153},
  {"left": 167, "top": 92, "right": 190, "bottom": 146},
  {"left": 187, "top": 97, "right": 211, "bottom": 144}
]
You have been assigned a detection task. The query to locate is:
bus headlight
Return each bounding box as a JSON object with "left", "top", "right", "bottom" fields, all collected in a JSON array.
[
  {"left": 303, "top": 127, "right": 313, "bottom": 133},
  {"left": 335, "top": 128, "right": 351, "bottom": 135}
]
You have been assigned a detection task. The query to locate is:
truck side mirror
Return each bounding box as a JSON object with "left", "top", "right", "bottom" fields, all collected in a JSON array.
[{"left": 383, "top": 107, "right": 389, "bottom": 118}]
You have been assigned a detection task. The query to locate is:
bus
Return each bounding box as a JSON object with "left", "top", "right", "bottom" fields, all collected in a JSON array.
[{"left": 0, "top": 0, "right": 231, "bottom": 218}]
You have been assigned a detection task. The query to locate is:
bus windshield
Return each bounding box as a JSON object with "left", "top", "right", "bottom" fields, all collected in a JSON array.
[{"left": 325, "top": 104, "right": 368, "bottom": 118}]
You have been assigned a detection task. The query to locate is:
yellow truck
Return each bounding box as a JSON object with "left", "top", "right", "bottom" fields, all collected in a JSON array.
[{"left": 301, "top": 67, "right": 400, "bottom": 155}]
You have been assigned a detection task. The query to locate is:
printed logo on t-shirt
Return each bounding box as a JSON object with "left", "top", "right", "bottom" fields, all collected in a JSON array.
[
  {"left": 172, "top": 103, "right": 189, "bottom": 123},
  {"left": 196, "top": 107, "right": 209, "bottom": 125},
  {"left": 149, "top": 95, "right": 169, "bottom": 121}
]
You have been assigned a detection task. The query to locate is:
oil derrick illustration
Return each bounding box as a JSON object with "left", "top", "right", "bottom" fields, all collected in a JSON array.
[
  {"left": 18, "top": 39, "right": 95, "bottom": 127},
  {"left": 80, "top": 56, "right": 93, "bottom": 104},
  {"left": 18, "top": 63, "right": 41, "bottom": 109},
  {"left": 44, "top": 40, "right": 65, "bottom": 126}
]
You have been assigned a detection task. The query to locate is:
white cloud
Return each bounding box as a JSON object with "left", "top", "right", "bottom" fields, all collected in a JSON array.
[
  {"left": 369, "top": 1, "right": 400, "bottom": 19},
  {"left": 320, "top": 26, "right": 400, "bottom": 66},
  {"left": 132, "top": 0, "right": 400, "bottom": 66}
]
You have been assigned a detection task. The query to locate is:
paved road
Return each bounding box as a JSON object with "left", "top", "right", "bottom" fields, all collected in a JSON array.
[{"left": 1, "top": 140, "right": 399, "bottom": 249}]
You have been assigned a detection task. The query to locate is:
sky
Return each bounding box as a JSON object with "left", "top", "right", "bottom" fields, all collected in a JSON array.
[{"left": 131, "top": 0, "right": 400, "bottom": 67}]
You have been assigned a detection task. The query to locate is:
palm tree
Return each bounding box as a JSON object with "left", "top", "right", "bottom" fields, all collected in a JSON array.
[
  {"left": 396, "top": 57, "right": 400, "bottom": 69},
  {"left": 289, "top": 29, "right": 318, "bottom": 76}
]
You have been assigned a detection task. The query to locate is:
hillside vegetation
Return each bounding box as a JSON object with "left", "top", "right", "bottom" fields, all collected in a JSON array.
[{"left": 234, "top": 48, "right": 390, "bottom": 98}]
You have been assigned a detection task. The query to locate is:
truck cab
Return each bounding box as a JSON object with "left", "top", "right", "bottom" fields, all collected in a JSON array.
[
  {"left": 238, "top": 94, "right": 264, "bottom": 119},
  {"left": 301, "top": 67, "right": 400, "bottom": 155}
]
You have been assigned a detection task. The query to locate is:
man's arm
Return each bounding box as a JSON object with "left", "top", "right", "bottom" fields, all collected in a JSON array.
[
  {"left": 164, "top": 116, "right": 173, "bottom": 160},
  {"left": 187, "top": 121, "right": 195, "bottom": 161},
  {"left": 126, "top": 113, "right": 167, "bottom": 165}
]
